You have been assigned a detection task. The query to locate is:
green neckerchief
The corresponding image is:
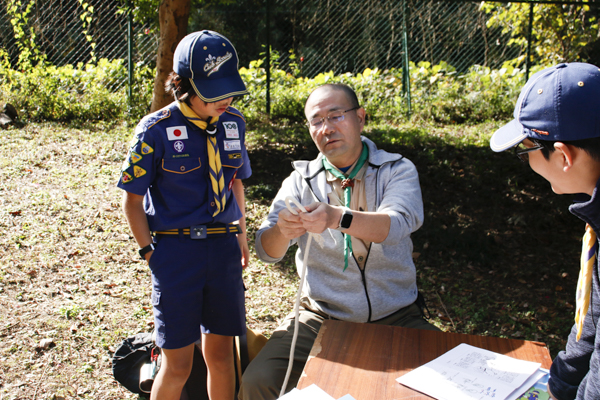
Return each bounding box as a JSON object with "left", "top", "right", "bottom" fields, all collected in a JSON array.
[{"left": 322, "top": 142, "right": 369, "bottom": 271}]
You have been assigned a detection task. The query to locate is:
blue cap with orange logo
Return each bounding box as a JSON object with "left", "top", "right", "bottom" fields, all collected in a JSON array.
[{"left": 491, "top": 62, "right": 600, "bottom": 152}]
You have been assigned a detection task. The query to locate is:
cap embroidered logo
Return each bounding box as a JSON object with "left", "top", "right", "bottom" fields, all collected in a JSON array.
[{"left": 204, "top": 52, "right": 233, "bottom": 76}]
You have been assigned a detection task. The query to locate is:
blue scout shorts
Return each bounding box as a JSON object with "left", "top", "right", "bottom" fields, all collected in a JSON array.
[{"left": 148, "top": 233, "right": 246, "bottom": 349}]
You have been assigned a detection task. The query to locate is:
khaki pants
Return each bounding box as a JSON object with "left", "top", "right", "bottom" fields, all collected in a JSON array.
[{"left": 238, "top": 302, "right": 439, "bottom": 400}]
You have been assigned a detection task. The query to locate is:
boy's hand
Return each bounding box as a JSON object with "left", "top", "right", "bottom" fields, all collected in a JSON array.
[{"left": 237, "top": 233, "right": 250, "bottom": 269}]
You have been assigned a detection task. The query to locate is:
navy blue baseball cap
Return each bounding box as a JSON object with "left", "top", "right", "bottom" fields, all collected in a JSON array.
[
  {"left": 490, "top": 62, "right": 600, "bottom": 152},
  {"left": 173, "top": 30, "right": 248, "bottom": 103}
]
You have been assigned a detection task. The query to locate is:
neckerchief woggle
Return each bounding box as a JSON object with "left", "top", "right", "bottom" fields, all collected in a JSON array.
[
  {"left": 322, "top": 142, "right": 369, "bottom": 271},
  {"left": 178, "top": 101, "right": 225, "bottom": 217}
]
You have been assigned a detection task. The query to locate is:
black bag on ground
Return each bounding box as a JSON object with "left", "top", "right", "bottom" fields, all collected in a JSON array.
[
  {"left": 112, "top": 332, "right": 159, "bottom": 396},
  {"left": 112, "top": 329, "right": 266, "bottom": 399}
]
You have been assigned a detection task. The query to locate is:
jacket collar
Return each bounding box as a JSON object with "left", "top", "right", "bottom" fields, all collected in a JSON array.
[{"left": 570, "top": 177, "right": 600, "bottom": 236}]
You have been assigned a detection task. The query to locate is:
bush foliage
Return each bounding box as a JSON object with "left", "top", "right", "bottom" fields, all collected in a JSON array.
[
  {"left": 0, "top": 58, "right": 542, "bottom": 124},
  {"left": 0, "top": 58, "right": 154, "bottom": 122}
]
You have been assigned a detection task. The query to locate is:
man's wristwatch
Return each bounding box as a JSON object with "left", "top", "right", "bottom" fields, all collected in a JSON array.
[
  {"left": 138, "top": 243, "right": 155, "bottom": 260},
  {"left": 336, "top": 208, "right": 353, "bottom": 231}
]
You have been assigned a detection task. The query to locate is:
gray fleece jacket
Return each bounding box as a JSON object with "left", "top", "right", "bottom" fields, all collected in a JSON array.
[{"left": 255, "top": 137, "right": 424, "bottom": 322}]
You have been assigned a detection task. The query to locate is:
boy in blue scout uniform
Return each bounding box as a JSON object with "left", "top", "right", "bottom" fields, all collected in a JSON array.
[
  {"left": 118, "top": 30, "right": 251, "bottom": 400},
  {"left": 490, "top": 63, "right": 600, "bottom": 400}
]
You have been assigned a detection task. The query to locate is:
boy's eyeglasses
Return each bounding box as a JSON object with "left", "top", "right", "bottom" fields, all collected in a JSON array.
[
  {"left": 307, "top": 107, "right": 359, "bottom": 131},
  {"left": 515, "top": 140, "right": 545, "bottom": 163}
]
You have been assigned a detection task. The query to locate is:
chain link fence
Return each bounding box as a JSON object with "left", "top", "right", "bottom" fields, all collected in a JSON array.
[
  {"left": 1, "top": 0, "right": 600, "bottom": 106},
  {"left": 0, "top": 0, "right": 156, "bottom": 91},
  {"left": 267, "top": 0, "right": 519, "bottom": 77}
]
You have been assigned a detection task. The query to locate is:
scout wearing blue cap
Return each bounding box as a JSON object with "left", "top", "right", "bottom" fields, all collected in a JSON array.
[
  {"left": 118, "top": 30, "right": 250, "bottom": 400},
  {"left": 491, "top": 62, "right": 600, "bottom": 152},
  {"left": 490, "top": 62, "right": 600, "bottom": 400},
  {"left": 173, "top": 30, "right": 249, "bottom": 103}
]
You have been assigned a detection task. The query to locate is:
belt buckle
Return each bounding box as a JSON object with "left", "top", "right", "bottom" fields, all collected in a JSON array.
[{"left": 190, "top": 225, "right": 207, "bottom": 239}]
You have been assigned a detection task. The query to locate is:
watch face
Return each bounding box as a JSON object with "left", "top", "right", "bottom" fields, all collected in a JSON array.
[{"left": 340, "top": 212, "right": 353, "bottom": 229}]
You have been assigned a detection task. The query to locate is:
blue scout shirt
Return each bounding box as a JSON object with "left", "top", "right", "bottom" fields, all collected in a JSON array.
[{"left": 117, "top": 101, "right": 252, "bottom": 231}]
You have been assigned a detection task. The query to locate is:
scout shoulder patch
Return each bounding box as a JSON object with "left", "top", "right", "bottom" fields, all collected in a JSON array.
[
  {"left": 134, "top": 166, "right": 147, "bottom": 178},
  {"left": 121, "top": 171, "right": 133, "bottom": 184},
  {"left": 141, "top": 142, "right": 154, "bottom": 155},
  {"left": 130, "top": 152, "right": 142, "bottom": 164},
  {"left": 223, "top": 121, "right": 239, "bottom": 139}
]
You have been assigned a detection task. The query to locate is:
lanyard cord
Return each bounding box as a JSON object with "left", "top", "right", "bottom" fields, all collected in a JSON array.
[{"left": 280, "top": 196, "right": 324, "bottom": 397}]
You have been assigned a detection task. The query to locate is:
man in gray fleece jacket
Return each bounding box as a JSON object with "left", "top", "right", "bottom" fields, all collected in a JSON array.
[{"left": 239, "top": 83, "right": 438, "bottom": 400}]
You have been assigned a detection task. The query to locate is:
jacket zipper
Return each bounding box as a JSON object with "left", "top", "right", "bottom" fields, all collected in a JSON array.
[{"left": 302, "top": 157, "right": 398, "bottom": 323}]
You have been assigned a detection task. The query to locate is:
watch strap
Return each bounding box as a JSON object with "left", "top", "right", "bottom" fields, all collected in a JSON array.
[
  {"left": 336, "top": 208, "right": 353, "bottom": 231},
  {"left": 138, "top": 243, "right": 155, "bottom": 259}
]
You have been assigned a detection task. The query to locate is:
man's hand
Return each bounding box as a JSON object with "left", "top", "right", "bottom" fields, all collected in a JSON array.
[
  {"left": 259, "top": 206, "right": 307, "bottom": 259},
  {"left": 299, "top": 203, "right": 342, "bottom": 233},
  {"left": 302, "top": 202, "right": 391, "bottom": 243},
  {"left": 276, "top": 207, "right": 307, "bottom": 240}
]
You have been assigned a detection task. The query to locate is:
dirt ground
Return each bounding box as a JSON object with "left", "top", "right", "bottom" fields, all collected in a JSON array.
[{"left": 0, "top": 122, "right": 296, "bottom": 399}]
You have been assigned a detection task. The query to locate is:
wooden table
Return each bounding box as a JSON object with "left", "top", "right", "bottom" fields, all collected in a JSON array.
[{"left": 297, "top": 320, "right": 552, "bottom": 400}]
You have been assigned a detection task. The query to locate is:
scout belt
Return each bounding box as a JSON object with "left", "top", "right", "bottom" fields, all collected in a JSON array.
[{"left": 153, "top": 223, "right": 241, "bottom": 239}]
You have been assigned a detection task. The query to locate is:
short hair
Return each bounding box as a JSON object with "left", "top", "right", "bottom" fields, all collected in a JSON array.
[
  {"left": 307, "top": 83, "right": 360, "bottom": 109},
  {"left": 165, "top": 72, "right": 195, "bottom": 105},
  {"left": 537, "top": 137, "right": 600, "bottom": 162}
]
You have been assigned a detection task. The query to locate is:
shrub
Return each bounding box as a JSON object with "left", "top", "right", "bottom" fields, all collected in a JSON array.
[
  {"left": 1, "top": 57, "right": 543, "bottom": 124},
  {"left": 0, "top": 58, "right": 153, "bottom": 122},
  {"left": 237, "top": 60, "right": 542, "bottom": 126}
]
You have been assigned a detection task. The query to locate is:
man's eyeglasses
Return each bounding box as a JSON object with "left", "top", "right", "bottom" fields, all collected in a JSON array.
[
  {"left": 514, "top": 140, "right": 545, "bottom": 163},
  {"left": 307, "top": 107, "right": 359, "bottom": 130}
]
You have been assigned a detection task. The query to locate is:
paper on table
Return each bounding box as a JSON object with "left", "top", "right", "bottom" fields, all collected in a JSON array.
[
  {"left": 396, "top": 343, "right": 541, "bottom": 400},
  {"left": 277, "top": 384, "right": 342, "bottom": 400},
  {"left": 277, "top": 388, "right": 303, "bottom": 400}
]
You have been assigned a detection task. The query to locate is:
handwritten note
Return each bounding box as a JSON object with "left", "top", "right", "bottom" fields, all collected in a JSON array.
[{"left": 396, "top": 343, "right": 541, "bottom": 400}]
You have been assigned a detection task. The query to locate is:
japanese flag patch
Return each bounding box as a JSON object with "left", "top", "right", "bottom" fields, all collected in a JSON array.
[
  {"left": 224, "top": 140, "right": 241, "bottom": 151},
  {"left": 223, "top": 121, "right": 239, "bottom": 139},
  {"left": 166, "top": 126, "right": 188, "bottom": 141}
]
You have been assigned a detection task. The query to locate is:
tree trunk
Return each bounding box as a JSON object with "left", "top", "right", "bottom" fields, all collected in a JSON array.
[{"left": 150, "top": 0, "right": 191, "bottom": 113}]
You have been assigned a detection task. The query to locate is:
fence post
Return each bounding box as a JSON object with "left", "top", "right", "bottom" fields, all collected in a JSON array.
[
  {"left": 402, "top": 0, "right": 411, "bottom": 118},
  {"left": 526, "top": 1, "right": 534, "bottom": 81},
  {"left": 266, "top": 0, "right": 271, "bottom": 116},
  {"left": 127, "top": 0, "right": 133, "bottom": 105}
]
